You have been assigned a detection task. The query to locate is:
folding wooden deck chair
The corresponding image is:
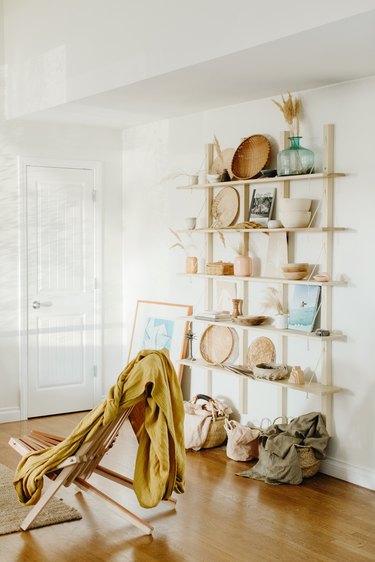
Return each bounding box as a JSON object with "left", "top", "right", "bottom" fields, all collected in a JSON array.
[{"left": 9, "top": 403, "right": 176, "bottom": 534}]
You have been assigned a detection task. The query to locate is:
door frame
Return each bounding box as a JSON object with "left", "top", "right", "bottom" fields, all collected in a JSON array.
[{"left": 18, "top": 157, "right": 103, "bottom": 419}]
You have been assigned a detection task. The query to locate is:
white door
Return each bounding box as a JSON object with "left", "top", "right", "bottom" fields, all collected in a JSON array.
[{"left": 25, "top": 164, "right": 99, "bottom": 417}]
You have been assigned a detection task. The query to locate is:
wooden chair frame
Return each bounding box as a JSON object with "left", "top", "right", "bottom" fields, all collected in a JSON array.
[{"left": 9, "top": 407, "right": 176, "bottom": 534}]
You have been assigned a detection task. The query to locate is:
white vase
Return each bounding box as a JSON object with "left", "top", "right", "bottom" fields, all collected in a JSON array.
[
  {"left": 234, "top": 255, "right": 252, "bottom": 276},
  {"left": 274, "top": 314, "right": 288, "bottom": 329}
]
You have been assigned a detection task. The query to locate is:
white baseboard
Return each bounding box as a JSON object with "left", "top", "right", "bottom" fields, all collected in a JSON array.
[
  {"left": 0, "top": 407, "right": 21, "bottom": 424},
  {"left": 320, "top": 456, "right": 375, "bottom": 491}
]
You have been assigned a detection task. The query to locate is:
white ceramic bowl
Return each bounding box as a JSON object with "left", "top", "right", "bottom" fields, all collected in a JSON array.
[
  {"left": 279, "top": 211, "right": 311, "bottom": 228},
  {"left": 207, "top": 174, "right": 221, "bottom": 183},
  {"left": 278, "top": 198, "right": 311, "bottom": 212}
]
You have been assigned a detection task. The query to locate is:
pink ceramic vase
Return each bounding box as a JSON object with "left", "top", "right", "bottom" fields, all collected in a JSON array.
[{"left": 234, "top": 255, "right": 252, "bottom": 277}]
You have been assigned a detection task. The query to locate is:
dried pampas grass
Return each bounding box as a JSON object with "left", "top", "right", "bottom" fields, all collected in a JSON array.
[
  {"left": 272, "top": 93, "right": 301, "bottom": 136},
  {"left": 259, "top": 287, "right": 285, "bottom": 315}
]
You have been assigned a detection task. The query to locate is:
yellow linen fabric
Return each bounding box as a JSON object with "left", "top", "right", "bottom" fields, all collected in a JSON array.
[{"left": 13, "top": 349, "right": 185, "bottom": 508}]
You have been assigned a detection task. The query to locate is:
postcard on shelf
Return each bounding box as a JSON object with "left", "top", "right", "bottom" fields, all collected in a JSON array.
[
  {"left": 248, "top": 187, "right": 276, "bottom": 225},
  {"left": 288, "top": 285, "right": 321, "bottom": 332}
]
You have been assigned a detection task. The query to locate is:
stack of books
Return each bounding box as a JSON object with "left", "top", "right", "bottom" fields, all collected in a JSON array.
[{"left": 194, "top": 310, "right": 232, "bottom": 321}]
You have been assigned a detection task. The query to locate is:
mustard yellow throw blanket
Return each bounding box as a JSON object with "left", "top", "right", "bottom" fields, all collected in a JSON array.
[{"left": 14, "top": 349, "right": 185, "bottom": 508}]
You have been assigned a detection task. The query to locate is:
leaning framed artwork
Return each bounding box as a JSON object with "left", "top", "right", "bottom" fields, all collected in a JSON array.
[
  {"left": 248, "top": 187, "right": 275, "bottom": 225},
  {"left": 128, "top": 300, "right": 193, "bottom": 381}
]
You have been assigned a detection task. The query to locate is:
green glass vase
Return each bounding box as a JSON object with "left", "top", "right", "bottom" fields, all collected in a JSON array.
[{"left": 277, "top": 136, "right": 314, "bottom": 176}]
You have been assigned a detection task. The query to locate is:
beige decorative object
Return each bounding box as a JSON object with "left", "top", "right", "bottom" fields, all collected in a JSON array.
[
  {"left": 211, "top": 187, "right": 239, "bottom": 228},
  {"left": 289, "top": 366, "right": 305, "bottom": 385},
  {"left": 247, "top": 337, "right": 276, "bottom": 370},
  {"left": 231, "top": 135, "right": 271, "bottom": 180},
  {"left": 186, "top": 256, "right": 198, "bottom": 274},
  {"left": 205, "top": 261, "right": 234, "bottom": 275},
  {"left": 211, "top": 147, "right": 235, "bottom": 179},
  {"left": 264, "top": 232, "right": 288, "bottom": 277},
  {"left": 200, "top": 325, "right": 238, "bottom": 365}
]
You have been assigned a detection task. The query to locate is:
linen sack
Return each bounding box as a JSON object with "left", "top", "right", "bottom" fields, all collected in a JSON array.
[{"left": 224, "top": 419, "right": 260, "bottom": 461}]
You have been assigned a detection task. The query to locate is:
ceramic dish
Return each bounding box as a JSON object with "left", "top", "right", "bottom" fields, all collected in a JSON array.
[
  {"left": 211, "top": 187, "right": 239, "bottom": 228},
  {"left": 282, "top": 263, "right": 309, "bottom": 272},
  {"left": 282, "top": 271, "right": 308, "bottom": 280},
  {"left": 268, "top": 219, "right": 283, "bottom": 229},
  {"left": 253, "top": 362, "right": 288, "bottom": 380},
  {"left": 232, "top": 315, "right": 267, "bottom": 326},
  {"left": 278, "top": 198, "right": 311, "bottom": 212},
  {"left": 279, "top": 211, "right": 311, "bottom": 228},
  {"left": 313, "top": 273, "right": 330, "bottom": 282}
]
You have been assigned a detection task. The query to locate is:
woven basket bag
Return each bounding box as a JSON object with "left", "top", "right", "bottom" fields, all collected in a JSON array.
[
  {"left": 296, "top": 446, "right": 321, "bottom": 478},
  {"left": 192, "top": 394, "right": 228, "bottom": 449}
]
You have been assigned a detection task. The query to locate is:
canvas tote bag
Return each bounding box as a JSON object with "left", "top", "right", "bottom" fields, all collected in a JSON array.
[{"left": 224, "top": 419, "right": 260, "bottom": 461}]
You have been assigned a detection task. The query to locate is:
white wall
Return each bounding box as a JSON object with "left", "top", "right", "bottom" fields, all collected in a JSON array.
[
  {"left": 3, "top": 0, "right": 375, "bottom": 117},
  {"left": 123, "top": 76, "right": 375, "bottom": 489},
  {"left": 0, "top": 115, "right": 124, "bottom": 422}
]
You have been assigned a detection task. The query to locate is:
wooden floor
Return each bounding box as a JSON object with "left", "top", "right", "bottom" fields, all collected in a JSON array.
[{"left": 0, "top": 413, "right": 374, "bottom": 562}]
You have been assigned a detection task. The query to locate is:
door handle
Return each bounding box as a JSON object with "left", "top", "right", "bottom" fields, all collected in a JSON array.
[{"left": 32, "top": 301, "right": 53, "bottom": 309}]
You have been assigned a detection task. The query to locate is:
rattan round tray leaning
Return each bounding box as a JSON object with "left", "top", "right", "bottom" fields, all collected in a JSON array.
[
  {"left": 200, "top": 325, "right": 237, "bottom": 365},
  {"left": 211, "top": 187, "right": 239, "bottom": 228},
  {"left": 231, "top": 135, "right": 271, "bottom": 179},
  {"left": 247, "top": 336, "right": 276, "bottom": 370}
]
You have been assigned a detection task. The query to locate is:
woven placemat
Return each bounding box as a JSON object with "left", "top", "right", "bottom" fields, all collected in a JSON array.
[{"left": 0, "top": 464, "right": 82, "bottom": 535}]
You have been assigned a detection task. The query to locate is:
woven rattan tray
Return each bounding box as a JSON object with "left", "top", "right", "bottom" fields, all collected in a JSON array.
[
  {"left": 247, "top": 336, "right": 276, "bottom": 369},
  {"left": 200, "top": 325, "right": 236, "bottom": 364},
  {"left": 231, "top": 135, "right": 271, "bottom": 180},
  {"left": 211, "top": 187, "right": 239, "bottom": 228}
]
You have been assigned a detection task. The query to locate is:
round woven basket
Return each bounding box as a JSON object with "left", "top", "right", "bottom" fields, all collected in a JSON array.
[
  {"left": 297, "top": 446, "right": 320, "bottom": 478},
  {"left": 231, "top": 135, "right": 271, "bottom": 179},
  {"left": 200, "top": 325, "right": 238, "bottom": 365}
]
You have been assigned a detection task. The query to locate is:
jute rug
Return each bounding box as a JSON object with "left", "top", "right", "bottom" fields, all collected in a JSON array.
[{"left": 0, "top": 464, "right": 82, "bottom": 535}]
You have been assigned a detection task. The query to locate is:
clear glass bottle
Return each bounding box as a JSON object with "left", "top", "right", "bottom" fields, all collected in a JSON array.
[{"left": 277, "top": 136, "right": 314, "bottom": 176}]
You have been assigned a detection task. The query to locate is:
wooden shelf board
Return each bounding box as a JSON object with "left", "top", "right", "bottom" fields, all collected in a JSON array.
[
  {"left": 178, "top": 273, "right": 346, "bottom": 287},
  {"left": 179, "top": 359, "right": 342, "bottom": 395},
  {"left": 179, "top": 227, "right": 347, "bottom": 234},
  {"left": 181, "top": 316, "right": 345, "bottom": 341},
  {"left": 176, "top": 172, "right": 346, "bottom": 190}
]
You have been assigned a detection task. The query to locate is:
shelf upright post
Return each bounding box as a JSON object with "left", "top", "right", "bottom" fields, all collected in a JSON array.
[
  {"left": 204, "top": 143, "right": 214, "bottom": 397},
  {"left": 321, "top": 124, "right": 334, "bottom": 434},
  {"left": 277, "top": 130, "right": 291, "bottom": 419},
  {"left": 238, "top": 181, "right": 250, "bottom": 414}
]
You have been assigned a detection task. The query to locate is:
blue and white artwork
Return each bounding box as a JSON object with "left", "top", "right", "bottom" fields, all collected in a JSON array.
[
  {"left": 141, "top": 317, "right": 174, "bottom": 350},
  {"left": 288, "top": 285, "right": 321, "bottom": 332}
]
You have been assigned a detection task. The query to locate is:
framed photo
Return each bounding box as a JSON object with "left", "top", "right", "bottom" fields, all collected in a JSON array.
[
  {"left": 248, "top": 187, "right": 275, "bottom": 225},
  {"left": 288, "top": 285, "right": 321, "bottom": 332},
  {"left": 128, "top": 300, "right": 193, "bottom": 381}
]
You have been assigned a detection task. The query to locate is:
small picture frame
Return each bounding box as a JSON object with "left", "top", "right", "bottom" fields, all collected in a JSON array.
[
  {"left": 248, "top": 187, "right": 275, "bottom": 225},
  {"left": 128, "top": 300, "right": 193, "bottom": 381}
]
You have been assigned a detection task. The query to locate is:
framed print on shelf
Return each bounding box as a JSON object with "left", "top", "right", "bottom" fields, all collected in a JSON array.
[
  {"left": 128, "top": 300, "right": 193, "bottom": 381},
  {"left": 288, "top": 285, "right": 321, "bottom": 332},
  {"left": 248, "top": 187, "right": 275, "bottom": 225}
]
